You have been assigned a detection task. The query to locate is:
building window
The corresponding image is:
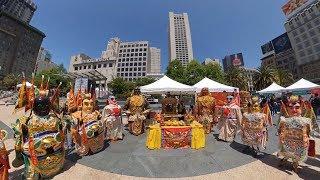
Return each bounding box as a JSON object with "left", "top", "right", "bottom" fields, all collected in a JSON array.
[
  {"left": 109, "top": 63, "right": 113, "bottom": 67},
  {"left": 143, "top": 53, "right": 146, "bottom": 56},
  {"left": 93, "top": 65, "right": 96, "bottom": 69},
  {"left": 121, "top": 68, "right": 124, "bottom": 71},
  {"left": 135, "top": 53, "right": 138, "bottom": 56},
  {"left": 135, "top": 49, "right": 138, "bottom": 52},
  {"left": 142, "top": 72, "right": 146, "bottom": 76},
  {"left": 75, "top": 67, "right": 78, "bottom": 71},
  {"left": 88, "top": 65, "right": 91, "bottom": 69},
  {"left": 98, "top": 64, "right": 101, "bottom": 68},
  {"left": 142, "top": 67, "right": 146, "bottom": 71},
  {"left": 79, "top": 66, "right": 82, "bottom": 70},
  {"left": 139, "top": 53, "right": 142, "bottom": 56},
  {"left": 103, "top": 64, "right": 107, "bottom": 68},
  {"left": 83, "top": 66, "right": 86, "bottom": 69}
]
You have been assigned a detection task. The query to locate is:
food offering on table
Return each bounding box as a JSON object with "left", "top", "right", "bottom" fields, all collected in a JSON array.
[
  {"left": 12, "top": 74, "right": 65, "bottom": 179},
  {"left": 123, "top": 87, "right": 150, "bottom": 136},
  {"left": 195, "top": 87, "right": 216, "bottom": 134},
  {"left": 163, "top": 118, "right": 186, "bottom": 126}
]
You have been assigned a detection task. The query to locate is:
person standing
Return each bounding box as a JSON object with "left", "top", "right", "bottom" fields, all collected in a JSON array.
[{"left": 311, "top": 93, "right": 320, "bottom": 117}]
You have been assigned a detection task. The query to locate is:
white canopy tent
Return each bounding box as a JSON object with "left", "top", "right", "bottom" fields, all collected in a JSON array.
[
  {"left": 257, "top": 82, "right": 285, "bottom": 94},
  {"left": 193, "top": 77, "right": 238, "bottom": 93},
  {"left": 286, "top": 78, "right": 320, "bottom": 91},
  {"left": 140, "top": 75, "right": 195, "bottom": 94},
  {"left": 16, "top": 82, "right": 36, "bottom": 88}
]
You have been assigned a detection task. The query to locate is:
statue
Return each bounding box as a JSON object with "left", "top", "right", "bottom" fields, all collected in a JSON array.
[
  {"left": 123, "top": 88, "right": 150, "bottom": 136},
  {"left": 217, "top": 95, "right": 242, "bottom": 142},
  {"left": 12, "top": 76, "right": 65, "bottom": 179},
  {"left": 239, "top": 91, "right": 251, "bottom": 113},
  {"left": 70, "top": 93, "right": 104, "bottom": 156},
  {"left": 161, "top": 92, "right": 178, "bottom": 116},
  {"left": 241, "top": 96, "right": 269, "bottom": 157},
  {"left": 195, "top": 88, "right": 215, "bottom": 133},
  {"left": 102, "top": 96, "right": 123, "bottom": 141},
  {"left": 278, "top": 95, "right": 313, "bottom": 173},
  {"left": 0, "top": 129, "right": 9, "bottom": 180}
]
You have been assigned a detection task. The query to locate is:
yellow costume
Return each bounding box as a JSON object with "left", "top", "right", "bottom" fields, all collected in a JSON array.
[{"left": 195, "top": 88, "right": 215, "bottom": 134}]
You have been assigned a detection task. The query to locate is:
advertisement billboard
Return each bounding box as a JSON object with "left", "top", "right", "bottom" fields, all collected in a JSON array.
[
  {"left": 261, "top": 41, "right": 274, "bottom": 55},
  {"left": 272, "top": 33, "right": 292, "bottom": 54},
  {"left": 282, "top": 0, "right": 315, "bottom": 18},
  {"left": 223, "top": 53, "right": 244, "bottom": 71}
]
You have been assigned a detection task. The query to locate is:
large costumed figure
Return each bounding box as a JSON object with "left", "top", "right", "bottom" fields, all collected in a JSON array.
[
  {"left": 241, "top": 96, "right": 271, "bottom": 156},
  {"left": 12, "top": 75, "right": 65, "bottom": 179},
  {"left": 0, "top": 129, "right": 10, "bottom": 180},
  {"left": 195, "top": 88, "right": 215, "bottom": 134},
  {"left": 278, "top": 95, "right": 313, "bottom": 173},
  {"left": 102, "top": 96, "right": 123, "bottom": 141},
  {"left": 70, "top": 92, "right": 104, "bottom": 156},
  {"left": 217, "top": 95, "right": 242, "bottom": 142},
  {"left": 123, "top": 88, "right": 150, "bottom": 136}
]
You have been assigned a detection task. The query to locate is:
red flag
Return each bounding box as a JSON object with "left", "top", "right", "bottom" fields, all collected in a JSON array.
[{"left": 28, "top": 136, "right": 38, "bottom": 166}]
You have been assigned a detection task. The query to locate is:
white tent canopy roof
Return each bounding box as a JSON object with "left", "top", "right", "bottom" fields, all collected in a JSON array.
[
  {"left": 193, "top": 77, "right": 238, "bottom": 92},
  {"left": 286, "top": 78, "right": 320, "bottom": 91},
  {"left": 16, "top": 82, "right": 36, "bottom": 88},
  {"left": 257, "top": 82, "right": 285, "bottom": 94},
  {"left": 140, "top": 75, "right": 195, "bottom": 94}
]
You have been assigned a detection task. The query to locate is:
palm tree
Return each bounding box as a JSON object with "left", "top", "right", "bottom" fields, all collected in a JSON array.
[
  {"left": 253, "top": 66, "right": 278, "bottom": 91},
  {"left": 275, "top": 68, "right": 294, "bottom": 87},
  {"left": 225, "top": 67, "right": 249, "bottom": 91}
]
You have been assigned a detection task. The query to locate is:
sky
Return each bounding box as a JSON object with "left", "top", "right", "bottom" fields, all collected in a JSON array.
[{"left": 31, "top": 0, "right": 289, "bottom": 72}]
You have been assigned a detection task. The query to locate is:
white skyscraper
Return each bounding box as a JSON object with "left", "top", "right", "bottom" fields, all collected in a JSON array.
[
  {"left": 148, "top": 47, "right": 161, "bottom": 74},
  {"left": 169, "top": 12, "right": 194, "bottom": 66}
]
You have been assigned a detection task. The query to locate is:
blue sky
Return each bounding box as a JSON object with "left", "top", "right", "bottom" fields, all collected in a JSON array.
[{"left": 32, "top": 0, "right": 289, "bottom": 71}]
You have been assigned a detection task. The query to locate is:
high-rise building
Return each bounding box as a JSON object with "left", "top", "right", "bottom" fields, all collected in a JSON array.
[
  {"left": 202, "top": 58, "right": 222, "bottom": 67},
  {"left": 283, "top": 0, "right": 320, "bottom": 83},
  {"left": 35, "top": 47, "right": 58, "bottom": 73},
  {"left": 148, "top": 47, "right": 161, "bottom": 74},
  {"left": 0, "top": 0, "right": 37, "bottom": 23},
  {"left": 260, "top": 33, "right": 299, "bottom": 80},
  {"left": 0, "top": 11, "right": 45, "bottom": 78},
  {"left": 240, "top": 67, "right": 259, "bottom": 92},
  {"left": 168, "top": 12, "right": 193, "bottom": 66},
  {"left": 69, "top": 37, "right": 162, "bottom": 88},
  {"left": 222, "top": 53, "right": 244, "bottom": 71}
]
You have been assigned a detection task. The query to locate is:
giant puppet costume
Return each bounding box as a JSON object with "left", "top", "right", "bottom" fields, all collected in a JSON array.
[
  {"left": 123, "top": 88, "right": 150, "bottom": 136},
  {"left": 241, "top": 96, "right": 271, "bottom": 156},
  {"left": 194, "top": 88, "right": 215, "bottom": 134},
  {"left": 278, "top": 95, "right": 313, "bottom": 173},
  {"left": 0, "top": 129, "right": 9, "bottom": 180},
  {"left": 70, "top": 92, "right": 104, "bottom": 156},
  {"left": 102, "top": 96, "right": 123, "bottom": 141},
  {"left": 12, "top": 75, "right": 65, "bottom": 179},
  {"left": 217, "top": 95, "right": 242, "bottom": 142}
]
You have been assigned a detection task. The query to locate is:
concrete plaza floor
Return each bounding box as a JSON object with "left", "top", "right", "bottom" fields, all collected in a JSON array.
[{"left": 0, "top": 105, "right": 319, "bottom": 180}]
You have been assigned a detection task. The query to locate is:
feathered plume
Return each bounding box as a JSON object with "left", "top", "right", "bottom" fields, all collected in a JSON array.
[{"left": 14, "top": 72, "right": 27, "bottom": 113}]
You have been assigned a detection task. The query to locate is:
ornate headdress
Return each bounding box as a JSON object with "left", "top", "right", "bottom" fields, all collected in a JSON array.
[{"left": 250, "top": 96, "right": 261, "bottom": 112}]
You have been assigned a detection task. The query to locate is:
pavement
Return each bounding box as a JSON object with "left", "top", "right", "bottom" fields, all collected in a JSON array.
[{"left": 0, "top": 105, "right": 319, "bottom": 180}]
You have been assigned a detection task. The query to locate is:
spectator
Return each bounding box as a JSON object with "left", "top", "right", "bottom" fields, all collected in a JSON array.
[{"left": 311, "top": 93, "right": 320, "bottom": 117}]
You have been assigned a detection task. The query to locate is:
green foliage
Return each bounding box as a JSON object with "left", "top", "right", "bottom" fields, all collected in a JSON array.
[
  {"left": 166, "top": 60, "right": 185, "bottom": 83},
  {"left": 275, "top": 68, "right": 294, "bottom": 87},
  {"left": 225, "top": 67, "right": 249, "bottom": 91},
  {"left": 34, "top": 66, "right": 71, "bottom": 96},
  {"left": 253, "top": 66, "right": 279, "bottom": 91},
  {"left": 0, "top": 74, "right": 19, "bottom": 90},
  {"left": 203, "top": 63, "right": 226, "bottom": 84},
  {"left": 108, "top": 77, "right": 156, "bottom": 99},
  {"left": 183, "top": 60, "right": 205, "bottom": 85}
]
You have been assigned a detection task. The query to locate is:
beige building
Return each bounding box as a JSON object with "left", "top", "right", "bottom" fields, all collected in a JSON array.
[
  {"left": 202, "top": 58, "right": 221, "bottom": 67},
  {"left": 169, "top": 12, "right": 194, "bottom": 66},
  {"left": 69, "top": 37, "right": 162, "bottom": 88},
  {"left": 283, "top": 0, "right": 320, "bottom": 83},
  {"left": 241, "top": 67, "right": 259, "bottom": 92}
]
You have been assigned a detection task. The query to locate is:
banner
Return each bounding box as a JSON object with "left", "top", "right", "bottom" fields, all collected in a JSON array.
[
  {"left": 282, "top": 0, "right": 315, "bottom": 18},
  {"left": 162, "top": 127, "right": 191, "bottom": 149}
]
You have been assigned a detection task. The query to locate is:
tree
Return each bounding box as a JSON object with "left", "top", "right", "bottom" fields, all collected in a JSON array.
[
  {"left": 225, "top": 67, "right": 249, "bottom": 91},
  {"left": 166, "top": 60, "right": 185, "bottom": 83},
  {"left": 253, "top": 66, "right": 279, "bottom": 91},
  {"left": 183, "top": 60, "right": 205, "bottom": 85},
  {"left": 133, "top": 77, "right": 155, "bottom": 87},
  {"left": 34, "top": 67, "right": 72, "bottom": 96},
  {"left": 1, "top": 74, "right": 19, "bottom": 90},
  {"left": 203, "top": 63, "right": 226, "bottom": 84},
  {"left": 107, "top": 77, "right": 135, "bottom": 99},
  {"left": 275, "top": 68, "right": 294, "bottom": 87}
]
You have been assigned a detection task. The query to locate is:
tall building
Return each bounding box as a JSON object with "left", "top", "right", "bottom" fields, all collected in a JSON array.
[
  {"left": 222, "top": 53, "right": 244, "bottom": 71},
  {"left": 202, "top": 58, "right": 222, "bottom": 67},
  {"left": 0, "top": 11, "right": 45, "bottom": 78},
  {"left": 168, "top": 12, "right": 193, "bottom": 66},
  {"left": 260, "top": 33, "right": 299, "bottom": 80},
  {"left": 241, "top": 67, "right": 259, "bottom": 92},
  {"left": 0, "top": 0, "right": 37, "bottom": 23},
  {"left": 148, "top": 47, "right": 161, "bottom": 74},
  {"left": 35, "top": 47, "right": 58, "bottom": 73},
  {"left": 69, "top": 37, "right": 162, "bottom": 88},
  {"left": 283, "top": 0, "right": 320, "bottom": 83}
]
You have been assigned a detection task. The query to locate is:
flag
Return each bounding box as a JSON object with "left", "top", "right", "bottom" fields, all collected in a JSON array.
[
  {"left": 25, "top": 73, "right": 35, "bottom": 112},
  {"left": 14, "top": 75, "right": 27, "bottom": 113},
  {"left": 67, "top": 83, "right": 77, "bottom": 111},
  {"left": 76, "top": 89, "right": 83, "bottom": 109}
]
